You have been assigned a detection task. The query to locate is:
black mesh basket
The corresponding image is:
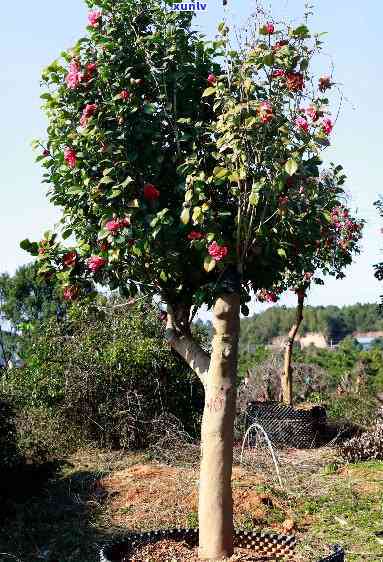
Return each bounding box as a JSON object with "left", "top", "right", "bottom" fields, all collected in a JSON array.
[
  {"left": 245, "top": 401, "right": 327, "bottom": 449},
  {"left": 100, "top": 528, "right": 344, "bottom": 561}
]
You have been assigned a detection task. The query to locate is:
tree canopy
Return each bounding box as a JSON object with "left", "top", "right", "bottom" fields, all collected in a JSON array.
[{"left": 23, "top": 0, "right": 362, "bottom": 315}]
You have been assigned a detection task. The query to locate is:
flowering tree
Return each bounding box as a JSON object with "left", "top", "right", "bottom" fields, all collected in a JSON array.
[
  {"left": 23, "top": 1, "right": 363, "bottom": 558},
  {"left": 279, "top": 201, "right": 363, "bottom": 406}
]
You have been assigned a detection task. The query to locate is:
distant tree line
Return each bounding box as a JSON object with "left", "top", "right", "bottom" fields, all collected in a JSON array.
[{"left": 240, "top": 303, "right": 383, "bottom": 346}]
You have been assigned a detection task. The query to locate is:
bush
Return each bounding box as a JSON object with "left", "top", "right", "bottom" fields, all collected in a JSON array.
[
  {"left": 0, "top": 395, "right": 21, "bottom": 473},
  {"left": 339, "top": 423, "right": 383, "bottom": 463},
  {"left": 5, "top": 301, "right": 204, "bottom": 454}
]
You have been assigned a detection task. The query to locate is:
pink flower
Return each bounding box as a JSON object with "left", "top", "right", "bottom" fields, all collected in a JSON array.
[
  {"left": 272, "top": 69, "right": 285, "bottom": 78},
  {"left": 119, "top": 90, "right": 130, "bottom": 101},
  {"left": 88, "top": 9, "right": 102, "bottom": 28},
  {"left": 322, "top": 118, "right": 333, "bottom": 135},
  {"left": 42, "top": 149, "right": 50, "bottom": 157},
  {"left": 258, "top": 101, "right": 273, "bottom": 124},
  {"left": 265, "top": 22, "right": 275, "bottom": 34},
  {"left": 279, "top": 195, "right": 289, "bottom": 207},
  {"left": 188, "top": 231, "right": 205, "bottom": 240},
  {"left": 295, "top": 116, "right": 309, "bottom": 133},
  {"left": 305, "top": 105, "right": 319, "bottom": 122},
  {"left": 63, "top": 285, "right": 80, "bottom": 301},
  {"left": 64, "top": 147, "right": 77, "bottom": 168},
  {"left": 87, "top": 256, "right": 107, "bottom": 273},
  {"left": 65, "top": 60, "right": 82, "bottom": 90},
  {"left": 207, "top": 73, "right": 217, "bottom": 86},
  {"left": 208, "top": 242, "right": 228, "bottom": 262},
  {"left": 304, "top": 272, "right": 313, "bottom": 281},
  {"left": 144, "top": 183, "right": 160, "bottom": 201}
]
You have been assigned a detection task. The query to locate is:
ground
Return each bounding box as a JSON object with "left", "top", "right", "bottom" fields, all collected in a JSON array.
[{"left": 0, "top": 446, "right": 382, "bottom": 562}]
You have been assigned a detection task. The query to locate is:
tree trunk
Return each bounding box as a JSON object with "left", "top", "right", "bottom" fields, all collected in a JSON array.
[
  {"left": 281, "top": 294, "right": 304, "bottom": 406},
  {"left": 198, "top": 293, "right": 240, "bottom": 560}
]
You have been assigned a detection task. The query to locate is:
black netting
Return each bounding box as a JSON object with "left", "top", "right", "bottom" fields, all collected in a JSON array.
[
  {"left": 100, "top": 529, "right": 344, "bottom": 561},
  {"left": 245, "top": 401, "right": 327, "bottom": 449}
]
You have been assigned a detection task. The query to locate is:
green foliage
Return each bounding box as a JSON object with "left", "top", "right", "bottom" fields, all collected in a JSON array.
[
  {"left": 4, "top": 300, "right": 203, "bottom": 453},
  {"left": 0, "top": 263, "right": 63, "bottom": 330},
  {"left": 24, "top": 0, "right": 362, "bottom": 313}
]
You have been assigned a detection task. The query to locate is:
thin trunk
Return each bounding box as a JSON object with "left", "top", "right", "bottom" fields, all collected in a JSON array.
[
  {"left": 198, "top": 293, "right": 240, "bottom": 560},
  {"left": 281, "top": 294, "right": 304, "bottom": 406}
]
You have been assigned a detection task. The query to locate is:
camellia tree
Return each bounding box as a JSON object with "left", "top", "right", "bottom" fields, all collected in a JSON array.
[
  {"left": 23, "top": 1, "right": 363, "bottom": 558},
  {"left": 276, "top": 199, "right": 363, "bottom": 406}
]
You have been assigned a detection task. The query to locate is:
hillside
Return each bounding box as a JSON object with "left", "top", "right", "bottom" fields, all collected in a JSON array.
[{"left": 240, "top": 303, "right": 383, "bottom": 346}]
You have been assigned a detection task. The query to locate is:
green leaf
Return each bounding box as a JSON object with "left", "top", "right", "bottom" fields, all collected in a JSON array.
[
  {"left": 213, "top": 166, "right": 229, "bottom": 179},
  {"left": 291, "top": 25, "right": 310, "bottom": 38},
  {"left": 99, "top": 176, "right": 114, "bottom": 185},
  {"left": 67, "top": 186, "right": 83, "bottom": 194},
  {"left": 249, "top": 190, "right": 260, "bottom": 206},
  {"left": 204, "top": 256, "right": 216, "bottom": 272},
  {"left": 62, "top": 229, "right": 73, "bottom": 240},
  {"left": 202, "top": 87, "right": 216, "bottom": 97},
  {"left": 277, "top": 248, "right": 287, "bottom": 258},
  {"left": 285, "top": 159, "right": 298, "bottom": 176}
]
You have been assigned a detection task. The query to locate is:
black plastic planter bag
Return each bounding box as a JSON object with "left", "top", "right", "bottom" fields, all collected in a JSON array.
[{"left": 99, "top": 528, "right": 345, "bottom": 561}]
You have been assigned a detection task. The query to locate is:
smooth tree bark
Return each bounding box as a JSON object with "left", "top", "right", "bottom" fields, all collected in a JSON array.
[
  {"left": 198, "top": 293, "right": 240, "bottom": 560},
  {"left": 281, "top": 293, "right": 304, "bottom": 406},
  {"left": 166, "top": 293, "right": 240, "bottom": 560}
]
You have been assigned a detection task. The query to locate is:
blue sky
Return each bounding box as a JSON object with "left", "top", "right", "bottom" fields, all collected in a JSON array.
[{"left": 1, "top": 0, "right": 382, "bottom": 313}]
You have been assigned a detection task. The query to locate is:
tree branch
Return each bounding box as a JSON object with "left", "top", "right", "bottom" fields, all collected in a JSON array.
[{"left": 165, "top": 307, "right": 210, "bottom": 386}]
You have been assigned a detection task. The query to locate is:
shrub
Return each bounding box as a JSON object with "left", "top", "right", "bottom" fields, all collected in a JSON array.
[
  {"left": 5, "top": 301, "right": 204, "bottom": 452},
  {"left": 339, "top": 423, "right": 383, "bottom": 463}
]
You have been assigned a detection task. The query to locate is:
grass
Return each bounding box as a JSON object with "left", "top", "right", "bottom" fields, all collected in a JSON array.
[{"left": 0, "top": 448, "right": 382, "bottom": 561}]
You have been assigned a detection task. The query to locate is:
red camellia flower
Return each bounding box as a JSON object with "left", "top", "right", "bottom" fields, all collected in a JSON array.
[
  {"left": 273, "top": 39, "right": 288, "bottom": 51},
  {"left": 42, "top": 149, "right": 50, "bottom": 157},
  {"left": 188, "top": 231, "right": 205, "bottom": 240},
  {"left": 319, "top": 75, "right": 332, "bottom": 92},
  {"left": 88, "top": 9, "right": 102, "bottom": 28},
  {"left": 63, "top": 251, "right": 77, "bottom": 268},
  {"left": 38, "top": 247, "right": 46, "bottom": 255},
  {"left": 82, "top": 62, "right": 97, "bottom": 83},
  {"left": 98, "top": 240, "right": 110, "bottom": 252},
  {"left": 144, "top": 183, "right": 160, "bottom": 201},
  {"left": 322, "top": 118, "right": 333, "bottom": 135},
  {"left": 105, "top": 219, "right": 122, "bottom": 234},
  {"left": 272, "top": 69, "right": 285, "bottom": 78},
  {"left": 257, "top": 289, "right": 278, "bottom": 303},
  {"left": 295, "top": 116, "right": 309, "bottom": 133},
  {"left": 265, "top": 22, "right": 275, "bottom": 34},
  {"left": 63, "top": 285, "right": 80, "bottom": 302},
  {"left": 258, "top": 101, "right": 273, "bottom": 124},
  {"left": 207, "top": 73, "right": 217, "bottom": 86},
  {"left": 119, "top": 90, "right": 130, "bottom": 101},
  {"left": 87, "top": 256, "right": 107, "bottom": 273},
  {"left": 304, "top": 272, "right": 313, "bottom": 281},
  {"left": 208, "top": 242, "right": 228, "bottom": 262},
  {"left": 279, "top": 195, "right": 289, "bottom": 207},
  {"left": 80, "top": 103, "right": 98, "bottom": 127},
  {"left": 286, "top": 72, "right": 304, "bottom": 92},
  {"left": 64, "top": 147, "right": 77, "bottom": 168},
  {"left": 305, "top": 105, "right": 319, "bottom": 122}
]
